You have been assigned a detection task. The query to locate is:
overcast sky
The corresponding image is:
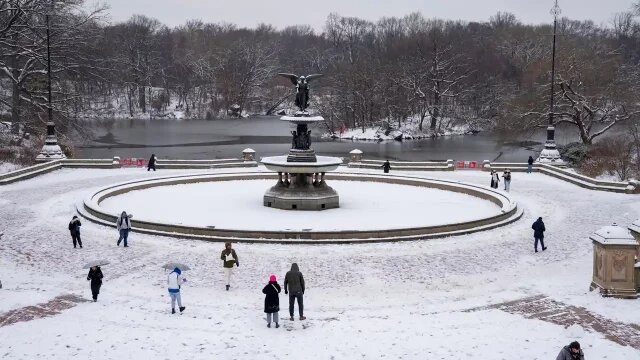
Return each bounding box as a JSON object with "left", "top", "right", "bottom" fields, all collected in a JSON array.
[{"left": 93, "top": 0, "right": 636, "bottom": 30}]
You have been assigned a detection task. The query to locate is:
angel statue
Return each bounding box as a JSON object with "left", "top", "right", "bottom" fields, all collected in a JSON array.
[{"left": 278, "top": 73, "right": 323, "bottom": 113}]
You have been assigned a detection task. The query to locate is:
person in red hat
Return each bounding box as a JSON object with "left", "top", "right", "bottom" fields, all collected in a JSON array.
[{"left": 262, "top": 274, "right": 281, "bottom": 328}]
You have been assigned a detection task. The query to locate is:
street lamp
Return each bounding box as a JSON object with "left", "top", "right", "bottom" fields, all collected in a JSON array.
[
  {"left": 536, "top": 0, "right": 564, "bottom": 164},
  {"left": 36, "top": 0, "right": 66, "bottom": 162}
]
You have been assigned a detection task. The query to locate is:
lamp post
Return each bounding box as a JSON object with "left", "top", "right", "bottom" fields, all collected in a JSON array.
[
  {"left": 36, "top": 0, "right": 65, "bottom": 162},
  {"left": 536, "top": 0, "right": 564, "bottom": 164}
]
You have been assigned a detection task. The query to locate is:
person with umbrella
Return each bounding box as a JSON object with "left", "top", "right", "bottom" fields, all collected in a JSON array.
[
  {"left": 86, "top": 265, "right": 104, "bottom": 302},
  {"left": 68, "top": 215, "right": 82, "bottom": 249},
  {"left": 167, "top": 267, "right": 187, "bottom": 314}
]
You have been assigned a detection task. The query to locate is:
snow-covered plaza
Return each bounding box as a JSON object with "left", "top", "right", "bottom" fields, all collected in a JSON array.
[{"left": 0, "top": 166, "right": 639, "bottom": 359}]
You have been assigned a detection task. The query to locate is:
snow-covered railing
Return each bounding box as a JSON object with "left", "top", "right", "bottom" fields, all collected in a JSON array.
[
  {"left": 156, "top": 158, "right": 257, "bottom": 169},
  {"left": 483, "top": 161, "right": 639, "bottom": 194},
  {"left": 0, "top": 160, "right": 63, "bottom": 185},
  {"left": 62, "top": 158, "right": 114, "bottom": 168},
  {"left": 348, "top": 159, "right": 454, "bottom": 171}
]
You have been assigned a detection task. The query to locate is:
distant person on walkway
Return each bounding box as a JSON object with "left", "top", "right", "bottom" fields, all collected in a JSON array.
[
  {"left": 220, "top": 242, "right": 239, "bottom": 291},
  {"left": 532, "top": 217, "right": 547, "bottom": 252},
  {"left": 527, "top": 156, "right": 534, "bottom": 173},
  {"left": 68, "top": 215, "right": 82, "bottom": 248},
  {"left": 87, "top": 266, "right": 103, "bottom": 302},
  {"left": 284, "top": 263, "right": 306, "bottom": 321},
  {"left": 502, "top": 170, "right": 512, "bottom": 192},
  {"left": 490, "top": 170, "right": 500, "bottom": 189},
  {"left": 262, "top": 274, "right": 281, "bottom": 328},
  {"left": 556, "top": 341, "right": 584, "bottom": 360},
  {"left": 147, "top": 154, "right": 156, "bottom": 171},
  {"left": 382, "top": 160, "right": 391, "bottom": 173},
  {"left": 167, "top": 267, "right": 187, "bottom": 314},
  {"left": 116, "top": 211, "right": 133, "bottom": 247}
]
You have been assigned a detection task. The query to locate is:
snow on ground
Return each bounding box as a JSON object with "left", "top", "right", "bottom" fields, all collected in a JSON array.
[
  {"left": 322, "top": 117, "right": 473, "bottom": 141},
  {"left": 0, "top": 167, "right": 638, "bottom": 359},
  {"left": 99, "top": 180, "right": 501, "bottom": 230},
  {"left": 0, "top": 162, "right": 22, "bottom": 174}
]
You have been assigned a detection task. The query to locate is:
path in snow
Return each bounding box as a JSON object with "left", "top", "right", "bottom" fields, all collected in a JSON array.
[
  {"left": 0, "top": 294, "right": 87, "bottom": 327},
  {"left": 466, "top": 295, "right": 640, "bottom": 349}
]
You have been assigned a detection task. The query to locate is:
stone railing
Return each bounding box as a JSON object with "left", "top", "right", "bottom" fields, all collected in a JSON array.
[
  {"left": 0, "top": 154, "right": 259, "bottom": 186},
  {"left": 348, "top": 158, "right": 455, "bottom": 171},
  {"left": 482, "top": 161, "right": 638, "bottom": 194},
  {"left": 0, "top": 160, "right": 64, "bottom": 185}
]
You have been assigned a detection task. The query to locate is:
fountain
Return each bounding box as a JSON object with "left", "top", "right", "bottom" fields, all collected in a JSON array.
[{"left": 261, "top": 73, "right": 342, "bottom": 210}]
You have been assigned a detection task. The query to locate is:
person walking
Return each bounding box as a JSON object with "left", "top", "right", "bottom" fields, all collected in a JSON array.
[
  {"left": 490, "top": 170, "right": 500, "bottom": 189},
  {"left": 86, "top": 266, "right": 103, "bottom": 302},
  {"left": 262, "top": 274, "right": 281, "bottom": 328},
  {"left": 532, "top": 217, "right": 547, "bottom": 252},
  {"left": 382, "top": 160, "right": 391, "bottom": 174},
  {"left": 147, "top": 154, "right": 157, "bottom": 171},
  {"left": 116, "top": 211, "right": 132, "bottom": 247},
  {"left": 68, "top": 215, "right": 82, "bottom": 248},
  {"left": 527, "top": 156, "right": 534, "bottom": 173},
  {"left": 167, "top": 267, "right": 187, "bottom": 314},
  {"left": 284, "top": 263, "right": 305, "bottom": 321},
  {"left": 555, "top": 341, "right": 584, "bottom": 360},
  {"left": 220, "top": 242, "right": 239, "bottom": 291},
  {"left": 502, "top": 170, "right": 512, "bottom": 192}
]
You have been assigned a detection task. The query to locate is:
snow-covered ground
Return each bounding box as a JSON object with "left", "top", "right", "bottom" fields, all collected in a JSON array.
[
  {"left": 99, "top": 180, "right": 501, "bottom": 230},
  {"left": 0, "top": 167, "right": 639, "bottom": 359},
  {"left": 323, "top": 117, "right": 475, "bottom": 141},
  {"left": 0, "top": 162, "right": 22, "bottom": 174}
]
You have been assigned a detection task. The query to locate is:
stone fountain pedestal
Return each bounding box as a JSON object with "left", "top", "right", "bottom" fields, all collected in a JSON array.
[{"left": 261, "top": 115, "right": 341, "bottom": 210}]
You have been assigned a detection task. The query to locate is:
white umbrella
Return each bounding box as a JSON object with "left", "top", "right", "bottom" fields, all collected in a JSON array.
[
  {"left": 83, "top": 260, "right": 110, "bottom": 269},
  {"left": 162, "top": 262, "right": 191, "bottom": 271}
]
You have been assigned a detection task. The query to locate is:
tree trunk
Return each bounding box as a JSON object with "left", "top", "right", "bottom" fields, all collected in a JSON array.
[
  {"left": 430, "top": 87, "right": 440, "bottom": 131},
  {"left": 138, "top": 86, "right": 146, "bottom": 113},
  {"left": 11, "top": 79, "right": 20, "bottom": 134}
]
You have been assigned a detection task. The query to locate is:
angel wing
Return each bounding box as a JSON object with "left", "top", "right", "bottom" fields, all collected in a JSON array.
[
  {"left": 304, "top": 74, "right": 324, "bottom": 82},
  {"left": 278, "top": 73, "right": 299, "bottom": 86}
]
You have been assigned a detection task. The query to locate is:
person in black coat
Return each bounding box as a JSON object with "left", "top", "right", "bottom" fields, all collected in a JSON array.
[
  {"left": 527, "top": 156, "right": 534, "bottom": 173},
  {"left": 532, "top": 217, "right": 547, "bottom": 252},
  {"left": 68, "top": 215, "right": 82, "bottom": 248},
  {"left": 147, "top": 154, "right": 156, "bottom": 171},
  {"left": 87, "top": 266, "right": 104, "bottom": 302},
  {"left": 262, "top": 274, "right": 281, "bottom": 328},
  {"left": 382, "top": 160, "right": 391, "bottom": 173}
]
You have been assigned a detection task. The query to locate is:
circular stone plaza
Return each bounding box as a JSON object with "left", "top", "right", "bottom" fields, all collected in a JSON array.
[{"left": 0, "top": 164, "right": 639, "bottom": 359}]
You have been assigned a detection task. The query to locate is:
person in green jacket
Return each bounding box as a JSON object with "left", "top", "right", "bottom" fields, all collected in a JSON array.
[{"left": 220, "top": 242, "right": 239, "bottom": 291}]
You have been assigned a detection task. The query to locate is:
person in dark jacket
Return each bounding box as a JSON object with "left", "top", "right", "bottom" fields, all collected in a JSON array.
[
  {"left": 68, "top": 215, "right": 82, "bottom": 248},
  {"left": 556, "top": 341, "right": 584, "bottom": 360},
  {"left": 382, "top": 160, "right": 391, "bottom": 173},
  {"left": 87, "top": 266, "right": 103, "bottom": 302},
  {"left": 502, "top": 170, "right": 512, "bottom": 192},
  {"left": 490, "top": 169, "right": 500, "bottom": 189},
  {"left": 527, "top": 156, "right": 534, "bottom": 173},
  {"left": 284, "top": 263, "right": 305, "bottom": 321},
  {"left": 532, "top": 217, "right": 547, "bottom": 252},
  {"left": 262, "top": 274, "right": 281, "bottom": 328},
  {"left": 220, "top": 242, "right": 239, "bottom": 291},
  {"left": 147, "top": 154, "right": 156, "bottom": 171}
]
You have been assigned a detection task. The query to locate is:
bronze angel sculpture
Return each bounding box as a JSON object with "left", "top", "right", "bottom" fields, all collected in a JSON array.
[{"left": 278, "top": 73, "right": 323, "bottom": 112}]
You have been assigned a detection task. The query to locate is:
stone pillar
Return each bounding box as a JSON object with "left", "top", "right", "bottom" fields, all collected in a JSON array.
[
  {"left": 349, "top": 149, "right": 363, "bottom": 162},
  {"left": 112, "top": 156, "right": 121, "bottom": 169},
  {"left": 36, "top": 122, "right": 66, "bottom": 162},
  {"left": 277, "top": 172, "right": 283, "bottom": 185},
  {"left": 589, "top": 223, "right": 638, "bottom": 299},
  {"left": 628, "top": 219, "right": 640, "bottom": 260},
  {"left": 242, "top": 148, "right": 256, "bottom": 161}
]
